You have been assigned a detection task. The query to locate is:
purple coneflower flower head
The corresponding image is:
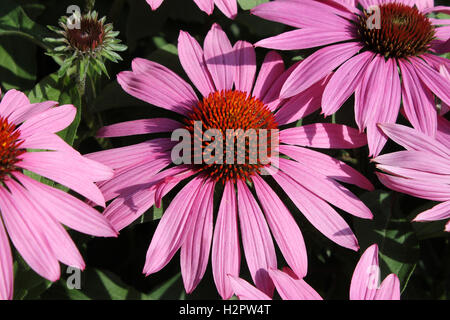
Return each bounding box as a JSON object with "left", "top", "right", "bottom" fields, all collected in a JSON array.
[
  {"left": 147, "top": 0, "right": 238, "bottom": 19},
  {"left": 0, "top": 89, "right": 117, "bottom": 300},
  {"left": 373, "top": 119, "right": 450, "bottom": 232},
  {"left": 87, "top": 23, "right": 374, "bottom": 299},
  {"left": 350, "top": 244, "right": 400, "bottom": 300},
  {"left": 252, "top": 0, "right": 450, "bottom": 156}
]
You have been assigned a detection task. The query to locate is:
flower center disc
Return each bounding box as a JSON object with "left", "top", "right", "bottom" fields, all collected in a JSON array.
[
  {"left": 357, "top": 3, "right": 435, "bottom": 58},
  {"left": 184, "top": 90, "right": 278, "bottom": 183},
  {"left": 67, "top": 17, "right": 104, "bottom": 51},
  {"left": 0, "top": 117, "right": 24, "bottom": 181}
]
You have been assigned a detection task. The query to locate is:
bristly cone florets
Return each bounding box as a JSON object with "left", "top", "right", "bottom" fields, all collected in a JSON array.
[
  {"left": 0, "top": 116, "right": 24, "bottom": 183},
  {"left": 357, "top": 3, "right": 435, "bottom": 58},
  {"left": 45, "top": 10, "right": 127, "bottom": 80}
]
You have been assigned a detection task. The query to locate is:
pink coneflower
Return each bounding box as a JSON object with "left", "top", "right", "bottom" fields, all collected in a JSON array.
[
  {"left": 230, "top": 244, "right": 400, "bottom": 300},
  {"left": 0, "top": 89, "right": 117, "bottom": 300},
  {"left": 146, "top": 0, "right": 237, "bottom": 19},
  {"left": 252, "top": 0, "right": 450, "bottom": 156},
  {"left": 350, "top": 244, "right": 400, "bottom": 300},
  {"left": 373, "top": 120, "right": 450, "bottom": 232},
  {"left": 86, "top": 23, "right": 373, "bottom": 299}
]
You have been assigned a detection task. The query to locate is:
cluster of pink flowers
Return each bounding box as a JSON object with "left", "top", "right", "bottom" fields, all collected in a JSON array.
[{"left": 0, "top": 0, "right": 448, "bottom": 300}]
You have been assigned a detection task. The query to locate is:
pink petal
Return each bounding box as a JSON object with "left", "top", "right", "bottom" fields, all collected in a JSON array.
[
  {"left": 374, "top": 274, "right": 401, "bottom": 300},
  {"left": 437, "top": 116, "right": 450, "bottom": 149},
  {"left": 228, "top": 275, "right": 272, "bottom": 300},
  {"left": 237, "top": 179, "right": 276, "bottom": 297},
  {"left": 268, "top": 268, "right": 322, "bottom": 300},
  {"left": 193, "top": 0, "right": 214, "bottom": 15},
  {"left": 214, "top": 0, "right": 238, "bottom": 19},
  {"left": 255, "top": 28, "right": 354, "bottom": 51},
  {"left": 278, "top": 158, "right": 373, "bottom": 219},
  {"left": 413, "top": 201, "right": 450, "bottom": 222},
  {"left": 253, "top": 175, "right": 308, "bottom": 278},
  {"left": 252, "top": 51, "right": 285, "bottom": 102},
  {"left": 0, "top": 89, "right": 30, "bottom": 120},
  {"left": 212, "top": 181, "right": 240, "bottom": 300},
  {"left": 146, "top": 0, "right": 163, "bottom": 10},
  {"left": 280, "top": 144, "right": 374, "bottom": 190},
  {"left": 203, "top": 24, "right": 235, "bottom": 91},
  {"left": 233, "top": 41, "right": 256, "bottom": 94},
  {"left": 97, "top": 118, "right": 182, "bottom": 138},
  {"left": 8, "top": 101, "right": 57, "bottom": 125},
  {"left": 178, "top": 30, "right": 216, "bottom": 97},
  {"left": 0, "top": 216, "right": 13, "bottom": 300},
  {"left": 143, "top": 177, "right": 204, "bottom": 275},
  {"left": 280, "top": 123, "right": 368, "bottom": 149},
  {"left": 350, "top": 244, "right": 380, "bottom": 300},
  {"left": 322, "top": 51, "right": 374, "bottom": 116},
  {"left": 270, "top": 168, "right": 359, "bottom": 250},
  {"left": 181, "top": 179, "right": 215, "bottom": 293},
  {"left": 281, "top": 42, "right": 363, "bottom": 98}
]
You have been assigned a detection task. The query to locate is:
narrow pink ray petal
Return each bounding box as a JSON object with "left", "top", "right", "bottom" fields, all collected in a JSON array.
[
  {"left": 275, "top": 74, "right": 330, "bottom": 125},
  {"left": 18, "top": 105, "right": 76, "bottom": 138},
  {"left": 181, "top": 179, "right": 215, "bottom": 293},
  {"left": 237, "top": 179, "right": 276, "bottom": 297},
  {"left": 378, "top": 123, "right": 449, "bottom": 157},
  {"left": 399, "top": 60, "right": 438, "bottom": 137},
  {"left": 268, "top": 269, "right": 322, "bottom": 300},
  {"left": 253, "top": 175, "right": 308, "bottom": 278},
  {"left": 0, "top": 89, "right": 30, "bottom": 120},
  {"left": 7, "top": 101, "right": 57, "bottom": 125},
  {"left": 436, "top": 116, "right": 450, "bottom": 149},
  {"left": 228, "top": 275, "right": 272, "bottom": 300},
  {"left": 178, "top": 30, "right": 215, "bottom": 97},
  {"left": 204, "top": 24, "right": 235, "bottom": 91},
  {"left": 143, "top": 177, "right": 204, "bottom": 276},
  {"left": 0, "top": 217, "right": 13, "bottom": 300},
  {"left": 279, "top": 144, "right": 374, "bottom": 190},
  {"left": 280, "top": 42, "right": 363, "bottom": 98},
  {"left": 0, "top": 184, "right": 60, "bottom": 282},
  {"left": 374, "top": 274, "right": 401, "bottom": 300},
  {"left": 280, "top": 123, "right": 368, "bottom": 149},
  {"left": 278, "top": 158, "right": 373, "bottom": 219},
  {"left": 376, "top": 172, "right": 450, "bottom": 201},
  {"left": 146, "top": 0, "right": 163, "bottom": 10},
  {"left": 97, "top": 118, "right": 182, "bottom": 138},
  {"left": 252, "top": 51, "right": 284, "bottom": 102},
  {"left": 193, "top": 0, "right": 214, "bottom": 15},
  {"left": 255, "top": 28, "right": 355, "bottom": 51},
  {"left": 214, "top": 0, "right": 238, "bottom": 19},
  {"left": 322, "top": 51, "right": 374, "bottom": 116},
  {"left": 5, "top": 179, "right": 85, "bottom": 270},
  {"left": 20, "top": 133, "right": 77, "bottom": 154},
  {"left": 374, "top": 150, "right": 450, "bottom": 174},
  {"left": 350, "top": 244, "right": 380, "bottom": 300},
  {"left": 233, "top": 41, "right": 256, "bottom": 94},
  {"left": 375, "top": 164, "right": 450, "bottom": 184},
  {"left": 270, "top": 169, "right": 359, "bottom": 251},
  {"left": 14, "top": 172, "right": 117, "bottom": 237},
  {"left": 212, "top": 181, "right": 240, "bottom": 300},
  {"left": 85, "top": 138, "right": 175, "bottom": 169},
  {"left": 413, "top": 201, "right": 450, "bottom": 222}
]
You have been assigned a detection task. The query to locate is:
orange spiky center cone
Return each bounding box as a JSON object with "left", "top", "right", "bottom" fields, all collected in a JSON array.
[{"left": 0, "top": 116, "right": 24, "bottom": 182}]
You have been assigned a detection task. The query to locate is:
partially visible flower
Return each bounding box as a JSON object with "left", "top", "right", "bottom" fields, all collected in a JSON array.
[
  {"left": 86, "top": 23, "right": 373, "bottom": 299},
  {"left": 0, "top": 89, "right": 117, "bottom": 300},
  {"left": 45, "top": 10, "right": 127, "bottom": 80},
  {"left": 373, "top": 120, "right": 450, "bottom": 232},
  {"left": 229, "top": 267, "right": 323, "bottom": 300},
  {"left": 146, "top": 0, "right": 238, "bottom": 19},
  {"left": 252, "top": 0, "right": 450, "bottom": 156},
  {"left": 350, "top": 244, "right": 400, "bottom": 300},
  {"left": 230, "top": 244, "right": 400, "bottom": 300}
]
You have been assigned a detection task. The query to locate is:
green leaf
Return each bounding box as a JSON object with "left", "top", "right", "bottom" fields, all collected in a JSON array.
[
  {"left": 353, "top": 190, "right": 420, "bottom": 293},
  {"left": 238, "top": 0, "right": 269, "bottom": 10},
  {"left": 13, "top": 255, "right": 52, "bottom": 300}
]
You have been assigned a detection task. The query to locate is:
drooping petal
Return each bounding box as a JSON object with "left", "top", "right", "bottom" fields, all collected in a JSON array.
[
  {"left": 253, "top": 175, "right": 308, "bottom": 278},
  {"left": 193, "top": 0, "right": 214, "bottom": 15},
  {"left": 181, "top": 179, "right": 215, "bottom": 293},
  {"left": 268, "top": 269, "right": 322, "bottom": 300},
  {"left": 374, "top": 274, "right": 401, "bottom": 300},
  {"left": 97, "top": 118, "right": 182, "bottom": 138},
  {"left": 146, "top": 0, "right": 163, "bottom": 10},
  {"left": 143, "top": 177, "right": 204, "bottom": 276},
  {"left": 214, "top": 0, "right": 238, "bottom": 19},
  {"left": 0, "top": 216, "right": 13, "bottom": 300},
  {"left": 252, "top": 51, "right": 285, "bottom": 102},
  {"left": 178, "top": 30, "right": 216, "bottom": 97},
  {"left": 228, "top": 275, "right": 272, "bottom": 300},
  {"left": 413, "top": 201, "right": 450, "bottom": 222},
  {"left": 350, "top": 244, "right": 380, "bottom": 300},
  {"left": 0, "top": 89, "right": 30, "bottom": 120},
  {"left": 233, "top": 41, "right": 256, "bottom": 94},
  {"left": 212, "top": 181, "right": 240, "bottom": 300},
  {"left": 237, "top": 180, "right": 276, "bottom": 297}
]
